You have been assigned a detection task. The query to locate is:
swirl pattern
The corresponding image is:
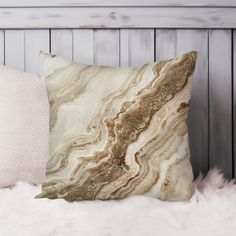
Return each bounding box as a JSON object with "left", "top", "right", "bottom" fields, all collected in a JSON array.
[{"left": 36, "top": 51, "right": 197, "bottom": 202}]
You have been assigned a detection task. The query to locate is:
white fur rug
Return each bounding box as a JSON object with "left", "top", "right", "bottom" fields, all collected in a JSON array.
[{"left": 0, "top": 169, "right": 236, "bottom": 236}]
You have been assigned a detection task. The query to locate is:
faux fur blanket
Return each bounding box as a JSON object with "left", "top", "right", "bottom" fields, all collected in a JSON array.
[{"left": 0, "top": 169, "right": 235, "bottom": 236}]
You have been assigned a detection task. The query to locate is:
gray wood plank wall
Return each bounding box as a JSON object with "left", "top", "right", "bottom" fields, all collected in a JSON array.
[
  {"left": 2, "top": 0, "right": 236, "bottom": 7},
  {"left": 0, "top": 28, "right": 235, "bottom": 178}
]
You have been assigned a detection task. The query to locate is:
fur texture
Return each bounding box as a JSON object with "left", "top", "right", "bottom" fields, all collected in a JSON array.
[{"left": 0, "top": 168, "right": 235, "bottom": 236}]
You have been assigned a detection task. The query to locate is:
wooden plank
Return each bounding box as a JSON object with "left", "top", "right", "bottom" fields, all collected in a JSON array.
[
  {"left": 0, "top": 30, "right": 4, "bottom": 65},
  {"left": 51, "top": 30, "right": 73, "bottom": 60},
  {"left": 5, "top": 30, "right": 49, "bottom": 74},
  {"left": 234, "top": 30, "right": 236, "bottom": 178},
  {"left": 94, "top": 29, "right": 119, "bottom": 66},
  {"left": 0, "top": 7, "right": 236, "bottom": 29},
  {"left": 119, "top": 29, "right": 129, "bottom": 67},
  {"left": 5, "top": 30, "right": 24, "bottom": 71},
  {"left": 72, "top": 29, "right": 94, "bottom": 64},
  {"left": 24, "top": 30, "right": 50, "bottom": 75},
  {"left": 176, "top": 30, "right": 209, "bottom": 177},
  {"left": 156, "top": 29, "right": 177, "bottom": 61},
  {"left": 120, "top": 29, "right": 154, "bottom": 67},
  {"left": 0, "top": 0, "right": 236, "bottom": 7},
  {"left": 209, "top": 30, "right": 232, "bottom": 179}
]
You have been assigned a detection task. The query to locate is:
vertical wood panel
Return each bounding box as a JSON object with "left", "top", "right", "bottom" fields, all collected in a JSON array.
[
  {"left": 73, "top": 29, "right": 94, "bottom": 64},
  {"left": 209, "top": 30, "right": 232, "bottom": 179},
  {"left": 94, "top": 29, "right": 119, "bottom": 66},
  {"left": 176, "top": 30, "right": 209, "bottom": 177},
  {"left": 5, "top": 30, "right": 25, "bottom": 71},
  {"left": 156, "top": 29, "right": 177, "bottom": 61},
  {"left": 0, "top": 30, "right": 4, "bottom": 65},
  {"left": 51, "top": 29, "right": 73, "bottom": 60},
  {"left": 234, "top": 30, "right": 236, "bottom": 178},
  {"left": 5, "top": 30, "right": 49, "bottom": 75},
  {"left": 120, "top": 29, "right": 129, "bottom": 67},
  {"left": 24, "top": 30, "right": 49, "bottom": 75},
  {"left": 120, "top": 29, "right": 154, "bottom": 67}
]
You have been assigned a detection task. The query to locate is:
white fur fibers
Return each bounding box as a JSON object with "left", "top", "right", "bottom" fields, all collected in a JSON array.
[{"left": 0, "top": 168, "right": 235, "bottom": 236}]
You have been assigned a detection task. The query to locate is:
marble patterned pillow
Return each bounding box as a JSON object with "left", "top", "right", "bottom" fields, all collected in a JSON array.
[{"left": 36, "top": 51, "right": 197, "bottom": 202}]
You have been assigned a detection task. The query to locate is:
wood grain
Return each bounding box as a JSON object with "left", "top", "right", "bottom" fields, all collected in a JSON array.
[
  {"left": 156, "top": 29, "right": 177, "bottom": 61},
  {"left": 0, "top": 31, "right": 4, "bottom": 65},
  {"left": 209, "top": 30, "right": 232, "bottom": 178},
  {"left": 72, "top": 29, "right": 94, "bottom": 64},
  {"left": 24, "top": 30, "right": 50, "bottom": 75},
  {"left": 0, "top": 7, "right": 236, "bottom": 29},
  {"left": 51, "top": 30, "right": 73, "bottom": 60},
  {"left": 234, "top": 30, "right": 236, "bottom": 178},
  {"left": 94, "top": 29, "right": 119, "bottom": 66},
  {"left": 5, "top": 30, "right": 25, "bottom": 71},
  {"left": 5, "top": 30, "right": 49, "bottom": 75},
  {"left": 120, "top": 29, "right": 154, "bottom": 67},
  {"left": 0, "top": 0, "right": 236, "bottom": 7}
]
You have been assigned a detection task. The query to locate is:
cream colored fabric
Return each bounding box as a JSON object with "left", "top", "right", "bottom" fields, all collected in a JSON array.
[
  {"left": 0, "top": 66, "right": 49, "bottom": 187},
  {"left": 37, "top": 51, "right": 197, "bottom": 202}
]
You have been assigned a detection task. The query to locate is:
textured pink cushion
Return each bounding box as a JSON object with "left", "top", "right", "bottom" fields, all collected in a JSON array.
[{"left": 0, "top": 66, "right": 49, "bottom": 187}]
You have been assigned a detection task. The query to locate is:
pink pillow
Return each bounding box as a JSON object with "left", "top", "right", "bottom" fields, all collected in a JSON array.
[{"left": 0, "top": 66, "right": 49, "bottom": 187}]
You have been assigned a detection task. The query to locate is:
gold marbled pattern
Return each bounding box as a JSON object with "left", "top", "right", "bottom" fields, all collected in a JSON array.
[{"left": 36, "top": 51, "right": 197, "bottom": 202}]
